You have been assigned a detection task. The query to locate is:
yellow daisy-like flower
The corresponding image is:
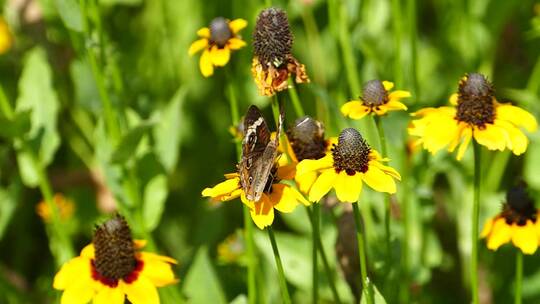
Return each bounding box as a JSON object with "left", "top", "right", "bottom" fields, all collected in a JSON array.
[
  {"left": 188, "top": 17, "right": 247, "bottom": 77},
  {"left": 53, "top": 215, "right": 177, "bottom": 304},
  {"left": 481, "top": 184, "right": 540, "bottom": 254},
  {"left": 341, "top": 80, "right": 411, "bottom": 119},
  {"left": 0, "top": 17, "right": 12, "bottom": 55},
  {"left": 36, "top": 193, "right": 75, "bottom": 223},
  {"left": 296, "top": 128, "right": 401, "bottom": 203},
  {"left": 251, "top": 8, "right": 309, "bottom": 96},
  {"left": 409, "top": 73, "right": 538, "bottom": 160},
  {"left": 202, "top": 163, "right": 309, "bottom": 229}
]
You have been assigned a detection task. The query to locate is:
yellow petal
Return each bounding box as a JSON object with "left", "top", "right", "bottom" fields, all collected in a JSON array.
[
  {"left": 54, "top": 257, "right": 91, "bottom": 290},
  {"left": 295, "top": 171, "right": 318, "bottom": 195},
  {"left": 495, "top": 119, "right": 529, "bottom": 155},
  {"left": 486, "top": 218, "right": 512, "bottom": 251},
  {"left": 201, "top": 177, "right": 241, "bottom": 201},
  {"left": 139, "top": 253, "right": 178, "bottom": 287},
  {"left": 271, "top": 184, "right": 309, "bottom": 213},
  {"left": 81, "top": 244, "right": 95, "bottom": 258},
  {"left": 496, "top": 104, "right": 538, "bottom": 132},
  {"left": 473, "top": 124, "right": 507, "bottom": 152},
  {"left": 296, "top": 155, "right": 333, "bottom": 176},
  {"left": 93, "top": 287, "right": 125, "bottom": 304},
  {"left": 382, "top": 81, "right": 394, "bottom": 91},
  {"left": 308, "top": 169, "right": 338, "bottom": 202},
  {"left": 362, "top": 165, "right": 397, "bottom": 194},
  {"left": 455, "top": 125, "right": 472, "bottom": 161},
  {"left": 334, "top": 171, "right": 363, "bottom": 203},
  {"left": 410, "top": 107, "right": 459, "bottom": 155},
  {"left": 373, "top": 106, "right": 388, "bottom": 116},
  {"left": 188, "top": 39, "right": 208, "bottom": 56},
  {"left": 227, "top": 38, "right": 246, "bottom": 50},
  {"left": 229, "top": 18, "right": 248, "bottom": 34},
  {"left": 197, "top": 27, "right": 210, "bottom": 38},
  {"left": 511, "top": 221, "right": 538, "bottom": 254},
  {"left": 250, "top": 195, "right": 274, "bottom": 229},
  {"left": 383, "top": 100, "right": 408, "bottom": 111},
  {"left": 370, "top": 160, "right": 401, "bottom": 181},
  {"left": 121, "top": 276, "right": 159, "bottom": 304},
  {"left": 341, "top": 100, "right": 371, "bottom": 120},
  {"left": 277, "top": 163, "right": 296, "bottom": 180},
  {"left": 480, "top": 218, "right": 494, "bottom": 238},
  {"left": 60, "top": 278, "right": 95, "bottom": 304},
  {"left": 449, "top": 93, "right": 458, "bottom": 105},
  {"left": 134, "top": 240, "right": 147, "bottom": 249},
  {"left": 210, "top": 46, "right": 230, "bottom": 67},
  {"left": 388, "top": 90, "right": 411, "bottom": 101},
  {"left": 199, "top": 49, "right": 214, "bottom": 77}
]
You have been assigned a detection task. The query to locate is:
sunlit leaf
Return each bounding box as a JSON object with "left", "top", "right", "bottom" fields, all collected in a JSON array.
[
  {"left": 183, "top": 247, "right": 227, "bottom": 304},
  {"left": 110, "top": 122, "right": 153, "bottom": 164},
  {"left": 54, "top": 0, "right": 83, "bottom": 32},
  {"left": 143, "top": 174, "right": 168, "bottom": 231}
]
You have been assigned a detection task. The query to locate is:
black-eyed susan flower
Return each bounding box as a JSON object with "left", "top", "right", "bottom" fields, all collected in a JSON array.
[
  {"left": 252, "top": 7, "right": 309, "bottom": 96},
  {"left": 296, "top": 128, "right": 401, "bottom": 203},
  {"left": 409, "top": 73, "right": 538, "bottom": 160},
  {"left": 53, "top": 215, "right": 177, "bottom": 304},
  {"left": 36, "top": 193, "right": 75, "bottom": 223},
  {"left": 341, "top": 80, "right": 411, "bottom": 119},
  {"left": 202, "top": 162, "right": 309, "bottom": 229},
  {"left": 0, "top": 17, "right": 12, "bottom": 55},
  {"left": 481, "top": 184, "right": 540, "bottom": 254},
  {"left": 188, "top": 17, "right": 247, "bottom": 77}
]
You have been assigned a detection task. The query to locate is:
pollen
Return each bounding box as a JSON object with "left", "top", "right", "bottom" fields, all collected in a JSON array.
[
  {"left": 210, "top": 17, "right": 232, "bottom": 48},
  {"left": 253, "top": 7, "right": 293, "bottom": 68},
  {"left": 501, "top": 184, "right": 537, "bottom": 226},
  {"left": 286, "top": 116, "right": 327, "bottom": 161},
  {"left": 361, "top": 80, "right": 389, "bottom": 107},
  {"left": 93, "top": 215, "right": 137, "bottom": 282},
  {"left": 455, "top": 73, "right": 495, "bottom": 128},
  {"left": 332, "top": 128, "right": 371, "bottom": 175}
]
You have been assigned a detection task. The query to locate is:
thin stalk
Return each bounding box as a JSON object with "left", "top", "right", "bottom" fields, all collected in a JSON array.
[
  {"left": 352, "top": 203, "right": 373, "bottom": 304},
  {"left": 399, "top": 155, "right": 412, "bottom": 303},
  {"left": 226, "top": 70, "right": 257, "bottom": 304},
  {"left": 287, "top": 78, "right": 305, "bottom": 118},
  {"left": 336, "top": 1, "right": 361, "bottom": 95},
  {"left": 471, "top": 142, "right": 481, "bottom": 304},
  {"left": 267, "top": 227, "right": 291, "bottom": 304},
  {"left": 374, "top": 116, "right": 391, "bottom": 261},
  {"left": 515, "top": 250, "right": 523, "bottom": 304},
  {"left": 312, "top": 205, "right": 319, "bottom": 304},
  {"left": 526, "top": 54, "right": 540, "bottom": 94},
  {"left": 407, "top": 0, "right": 419, "bottom": 99},
  {"left": 391, "top": 0, "right": 403, "bottom": 86}
]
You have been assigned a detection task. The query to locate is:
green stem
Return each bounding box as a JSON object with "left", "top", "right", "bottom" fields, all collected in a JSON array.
[
  {"left": 407, "top": 0, "right": 419, "bottom": 99},
  {"left": 352, "top": 203, "right": 373, "bottom": 304},
  {"left": 391, "top": 0, "right": 403, "bottom": 87},
  {"left": 287, "top": 78, "right": 305, "bottom": 118},
  {"left": 267, "top": 227, "right": 291, "bottom": 304},
  {"left": 336, "top": 1, "right": 361, "bottom": 95},
  {"left": 374, "top": 116, "right": 391, "bottom": 262},
  {"left": 312, "top": 205, "right": 319, "bottom": 304},
  {"left": 515, "top": 250, "right": 523, "bottom": 304},
  {"left": 471, "top": 142, "right": 481, "bottom": 304},
  {"left": 0, "top": 84, "right": 13, "bottom": 119},
  {"left": 226, "top": 70, "right": 257, "bottom": 304},
  {"left": 526, "top": 54, "right": 540, "bottom": 94},
  {"left": 400, "top": 156, "right": 412, "bottom": 303}
]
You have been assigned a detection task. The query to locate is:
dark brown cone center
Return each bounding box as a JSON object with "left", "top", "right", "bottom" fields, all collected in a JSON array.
[
  {"left": 287, "top": 116, "right": 327, "bottom": 161},
  {"left": 502, "top": 185, "right": 537, "bottom": 226},
  {"left": 332, "top": 128, "right": 371, "bottom": 175},
  {"left": 455, "top": 73, "right": 495, "bottom": 128},
  {"left": 361, "top": 80, "right": 389, "bottom": 107},
  {"left": 93, "top": 215, "right": 137, "bottom": 281},
  {"left": 253, "top": 7, "right": 293, "bottom": 68},
  {"left": 210, "top": 17, "right": 232, "bottom": 48}
]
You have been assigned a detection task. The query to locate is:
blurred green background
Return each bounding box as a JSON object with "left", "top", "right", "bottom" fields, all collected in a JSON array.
[{"left": 1, "top": 0, "right": 540, "bottom": 303}]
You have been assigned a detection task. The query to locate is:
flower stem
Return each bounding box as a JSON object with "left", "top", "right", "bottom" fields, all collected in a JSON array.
[
  {"left": 287, "top": 77, "right": 305, "bottom": 118},
  {"left": 407, "top": 0, "right": 419, "bottom": 99},
  {"left": 352, "top": 203, "right": 373, "bottom": 304},
  {"left": 335, "top": 0, "right": 360, "bottom": 95},
  {"left": 471, "top": 142, "right": 481, "bottom": 304},
  {"left": 267, "top": 227, "right": 291, "bottom": 304},
  {"left": 226, "top": 70, "right": 258, "bottom": 304},
  {"left": 312, "top": 205, "right": 320, "bottom": 304},
  {"left": 374, "top": 116, "right": 391, "bottom": 263},
  {"left": 391, "top": 0, "right": 403, "bottom": 86},
  {"left": 515, "top": 250, "right": 523, "bottom": 304}
]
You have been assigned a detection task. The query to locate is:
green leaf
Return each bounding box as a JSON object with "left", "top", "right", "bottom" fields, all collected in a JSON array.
[
  {"left": 99, "top": 0, "right": 142, "bottom": 6},
  {"left": 15, "top": 47, "right": 60, "bottom": 187},
  {"left": 183, "top": 247, "right": 227, "bottom": 304},
  {"left": 152, "top": 88, "right": 185, "bottom": 173},
  {"left": 54, "top": 0, "right": 83, "bottom": 32},
  {"left": 110, "top": 122, "right": 153, "bottom": 164},
  {"left": 0, "top": 183, "right": 20, "bottom": 240},
  {"left": 0, "top": 111, "right": 31, "bottom": 139},
  {"left": 142, "top": 174, "right": 168, "bottom": 231},
  {"left": 360, "top": 283, "right": 387, "bottom": 304}
]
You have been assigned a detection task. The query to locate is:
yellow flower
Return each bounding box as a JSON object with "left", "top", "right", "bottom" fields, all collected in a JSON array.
[
  {"left": 251, "top": 8, "right": 309, "bottom": 96},
  {"left": 188, "top": 17, "right": 247, "bottom": 77},
  {"left": 53, "top": 215, "right": 177, "bottom": 304},
  {"left": 481, "top": 184, "right": 540, "bottom": 254},
  {"left": 0, "top": 17, "right": 12, "bottom": 55},
  {"left": 36, "top": 193, "right": 75, "bottom": 222},
  {"left": 202, "top": 163, "right": 309, "bottom": 229},
  {"left": 341, "top": 80, "right": 411, "bottom": 119},
  {"left": 297, "top": 128, "right": 401, "bottom": 203},
  {"left": 409, "top": 73, "right": 538, "bottom": 160}
]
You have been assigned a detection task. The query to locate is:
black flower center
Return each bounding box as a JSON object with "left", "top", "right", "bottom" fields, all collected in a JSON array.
[
  {"left": 253, "top": 7, "right": 293, "bottom": 68},
  {"left": 287, "top": 116, "right": 327, "bottom": 161},
  {"left": 92, "top": 215, "right": 137, "bottom": 285},
  {"left": 361, "top": 80, "right": 389, "bottom": 107},
  {"left": 210, "top": 17, "right": 232, "bottom": 48},
  {"left": 332, "top": 128, "right": 371, "bottom": 175},
  {"left": 455, "top": 73, "right": 495, "bottom": 128},
  {"left": 501, "top": 184, "right": 537, "bottom": 226}
]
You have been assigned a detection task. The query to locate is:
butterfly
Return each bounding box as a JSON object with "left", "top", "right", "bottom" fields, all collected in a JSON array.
[{"left": 239, "top": 105, "right": 283, "bottom": 202}]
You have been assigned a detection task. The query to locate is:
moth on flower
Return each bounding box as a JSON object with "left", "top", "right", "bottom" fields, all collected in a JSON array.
[
  {"left": 408, "top": 73, "right": 538, "bottom": 160},
  {"left": 251, "top": 8, "right": 309, "bottom": 96},
  {"left": 202, "top": 105, "right": 309, "bottom": 229},
  {"left": 189, "top": 17, "right": 247, "bottom": 77}
]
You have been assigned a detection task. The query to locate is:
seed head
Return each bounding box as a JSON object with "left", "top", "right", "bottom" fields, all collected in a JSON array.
[{"left": 253, "top": 8, "right": 293, "bottom": 68}]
